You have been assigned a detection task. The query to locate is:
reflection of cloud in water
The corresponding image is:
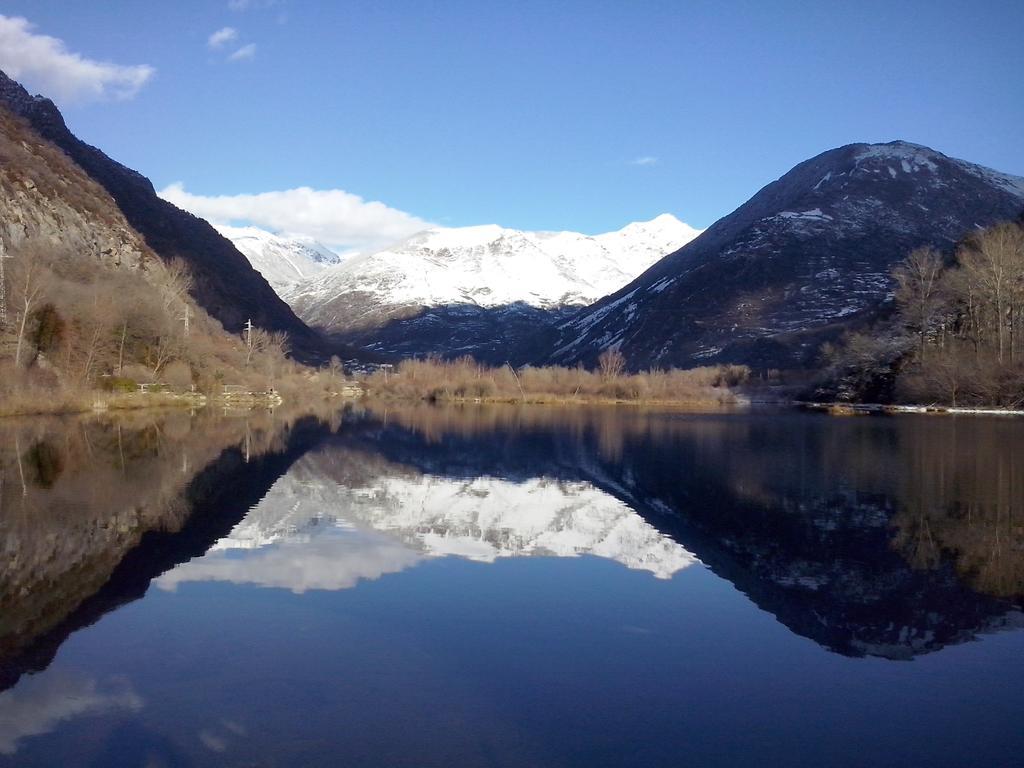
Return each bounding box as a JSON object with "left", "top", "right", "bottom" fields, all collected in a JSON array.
[
  {"left": 0, "top": 671, "right": 142, "bottom": 755},
  {"left": 196, "top": 718, "right": 249, "bottom": 754},
  {"left": 199, "top": 729, "right": 228, "bottom": 752},
  {"left": 157, "top": 531, "right": 422, "bottom": 594},
  {"left": 156, "top": 453, "right": 699, "bottom": 594}
]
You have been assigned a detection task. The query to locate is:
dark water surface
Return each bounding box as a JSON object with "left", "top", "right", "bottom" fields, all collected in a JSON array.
[{"left": 1, "top": 404, "right": 1022, "bottom": 767}]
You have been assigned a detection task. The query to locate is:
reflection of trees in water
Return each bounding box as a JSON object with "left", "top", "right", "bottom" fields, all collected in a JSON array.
[
  {"left": 0, "top": 405, "right": 341, "bottom": 683},
  {"left": 888, "top": 419, "right": 1024, "bottom": 599},
  {"left": 371, "top": 403, "right": 1024, "bottom": 601},
  {"left": 3, "top": 402, "right": 1022, "bottom": 674}
]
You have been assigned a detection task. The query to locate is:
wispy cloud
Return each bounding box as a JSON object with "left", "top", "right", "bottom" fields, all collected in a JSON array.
[
  {"left": 158, "top": 183, "right": 431, "bottom": 253},
  {"left": 228, "top": 0, "right": 278, "bottom": 10},
  {"left": 207, "top": 27, "right": 238, "bottom": 49},
  {"left": 0, "top": 15, "right": 153, "bottom": 102},
  {"left": 631, "top": 156, "right": 659, "bottom": 167},
  {"left": 228, "top": 43, "right": 257, "bottom": 61}
]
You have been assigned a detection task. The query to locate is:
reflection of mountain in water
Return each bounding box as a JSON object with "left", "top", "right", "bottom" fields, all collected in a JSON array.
[
  {"left": 342, "top": 406, "right": 1024, "bottom": 660},
  {"left": 159, "top": 447, "right": 697, "bottom": 593},
  {"left": 2, "top": 402, "right": 1023, "bottom": 695}
]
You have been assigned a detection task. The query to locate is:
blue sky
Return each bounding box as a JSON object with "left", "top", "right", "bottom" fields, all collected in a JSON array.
[{"left": 1, "top": 0, "right": 1022, "bottom": 249}]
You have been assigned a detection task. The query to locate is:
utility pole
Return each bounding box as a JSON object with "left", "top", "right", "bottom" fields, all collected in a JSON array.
[
  {"left": 244, "top": 318, "right": 254, "bottom": 366},
  {"left": 181, "top": 303, "right": 191, "bottom": 337}
]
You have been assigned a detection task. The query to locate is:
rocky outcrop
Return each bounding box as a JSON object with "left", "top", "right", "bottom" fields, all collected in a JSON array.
[{"left": 0, "top": 108, "right": 153, "bottom": 271}]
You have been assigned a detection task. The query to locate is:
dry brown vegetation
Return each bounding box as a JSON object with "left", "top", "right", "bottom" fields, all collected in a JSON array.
[
  {"left": 0, "top": 240, "right": 344, "bottom": 416},
  {"left": 820, "top": 220, "right": 1024, "bottom": 406},
  {"left": 360, "top": 351, "right": 750, "bottom": 406}
]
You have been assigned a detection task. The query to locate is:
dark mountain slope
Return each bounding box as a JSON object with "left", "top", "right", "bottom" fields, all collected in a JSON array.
[
  {"left": 546, "top": 141, "right": 1024, "bottom": 370},
  {"left": 0, "top": 70, "right": 323, "bottom": 356}
]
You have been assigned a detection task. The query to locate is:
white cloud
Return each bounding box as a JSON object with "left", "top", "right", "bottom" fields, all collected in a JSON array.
[
  {"left": 158, "top": 183, "right": 431, "bottom": 252},
  {"left": 228, "top": 43, "right": 257, "bottom": 61},
  {"left": 0, "top": 15, "right": 153, "bottom": 102},
  {"left": 631, "top": 156, "right": 658, "bottom": 167},
  {"left": 207, "top": 26, "right": 238, "bottom": 49}
]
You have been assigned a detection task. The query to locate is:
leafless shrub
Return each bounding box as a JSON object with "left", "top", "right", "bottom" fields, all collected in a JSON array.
[{"left": 362, "top": 356, "right": 749, "bottom": 405}]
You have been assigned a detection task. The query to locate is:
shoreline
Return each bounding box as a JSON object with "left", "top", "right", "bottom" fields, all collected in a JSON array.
[
  {"left": 0, "top": 390, "right": 285, "bottom": 419},
  {"left": 360, "top": 392, "right": 745, "bottom": 409},
  {"left": 798, "top": 401, "right": 1024, "bottom": 417},
  {"left": 6, "top": 390, "right": 1023, "bottom": 420}
]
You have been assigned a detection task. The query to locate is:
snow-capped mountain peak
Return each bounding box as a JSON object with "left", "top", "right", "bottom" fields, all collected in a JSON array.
[
  {"left": 215, "top": 224, "right": 341, "bottom": 291},
  {"left": 281, "top": 214, "right": 701, "bottom": 348}
]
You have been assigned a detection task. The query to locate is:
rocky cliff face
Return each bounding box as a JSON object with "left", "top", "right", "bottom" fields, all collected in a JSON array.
[
  {"left": 0, "top": 70, "right": 324, "bottom": 357},
  {"left": 548, "top": 141, "right": 1024, "bottom": 370},
  {"left": 0, "top": 108, "right": 152, "bottom": 271}
]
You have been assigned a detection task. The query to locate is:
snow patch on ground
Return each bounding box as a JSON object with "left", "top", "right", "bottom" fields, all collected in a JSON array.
[
  {"left": 776, "top": 209, "right": 833, "bottom": 221},
  {"left": 951, "top": 159, "right": 1024, "bottom": 200},
  {"left": 855, "top": 143, "right": 939, "bottom": 173}
]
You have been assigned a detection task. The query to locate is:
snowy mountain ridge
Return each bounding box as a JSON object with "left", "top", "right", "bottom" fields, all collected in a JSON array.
[
  {"left": 215, "top": 224, "right": 341, "bottom": 291},
  {"left": 282, "top": 213, "right": 701, "bottom": 332},
  {"left": 157, "top": 453, "right": 699, "bottom": 594}
]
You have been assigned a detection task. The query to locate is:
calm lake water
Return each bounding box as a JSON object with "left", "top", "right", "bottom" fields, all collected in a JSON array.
[{"left": 1, "top": 404, "right": 1022, "bottom": 767}]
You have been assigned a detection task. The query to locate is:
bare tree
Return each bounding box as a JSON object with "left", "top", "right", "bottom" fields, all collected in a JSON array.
[
  {"left": 958, "top": 223, "right": 1024, "bottom": 362},
  {"left": 11, "top": 254, "right": 47, "bottom": 368},
  {"left": 598, "top": 348, "right": 626, "bottom": 380},
  {"left": 892, "top": 246, "right": 945, "bottom": 359},
  {"left": 149, "top": 335, "right": 180, "bottom": 376},
  {"left": 155, "top": 258, "right": 194, "bottom": 314}
]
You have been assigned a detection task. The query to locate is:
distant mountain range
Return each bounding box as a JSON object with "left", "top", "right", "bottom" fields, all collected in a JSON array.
[
  {"left": 220, "top": 140, "right": 1024, "bottom": 371},
  {"left": 4, "top": 67, "right": 1023, "bottom": 372},
  {"left": 271, "top": 214, "right": 699, "bottom": 362},
  {"left": 547, "top": 141, "right": 1024, "bottom": 370}
]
